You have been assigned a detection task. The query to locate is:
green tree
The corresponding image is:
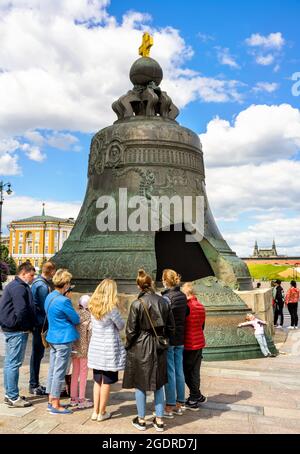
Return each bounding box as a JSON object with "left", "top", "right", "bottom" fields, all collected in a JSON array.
[
  {"left": 0, "top": 244, "right": 9, "bottom": 261},
  {"left": 6, "top": 256, "right": 17, "bottom": 275},
  {"left": 0, "top": 244, "right": 17, "bottom": 275},
  {"left": 0, "top": 261, "right": 9, "bottom": 283}
]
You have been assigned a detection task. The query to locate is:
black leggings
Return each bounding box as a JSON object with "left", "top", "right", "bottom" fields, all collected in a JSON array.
[
  {"left": 287, "top": 303, "right": 298, "bottom": 327},
  {"left": 183, "top": 349, "right": 203, "bottom": 401},
  {"left": 274, "top": 302, "right": 284, "bottom": 326}
]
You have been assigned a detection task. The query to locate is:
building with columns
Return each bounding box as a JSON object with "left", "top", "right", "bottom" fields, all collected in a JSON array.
[{"left": 8, "top": 206, "right": 75, "bottom": 271}]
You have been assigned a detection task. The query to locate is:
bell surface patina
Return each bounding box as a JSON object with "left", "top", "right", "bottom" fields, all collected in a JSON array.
[{"left": 53, "top": 34, "right": 275, "bottom": 359}]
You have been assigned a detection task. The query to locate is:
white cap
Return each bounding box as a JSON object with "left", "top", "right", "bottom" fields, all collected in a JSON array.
[{"left": 79, "top": 294, "right": 90, "bottom": 309}]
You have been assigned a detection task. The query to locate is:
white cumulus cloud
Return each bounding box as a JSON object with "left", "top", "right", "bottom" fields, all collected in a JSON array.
[
  {"left": 255, "top": 54, "right": 275, "bottom": 66},
  {"left": 46, "top": 132, "right": 79, "bottom": 151},
  {"left": 23, "top": 130, "right": 79, "bottom": 150},
  {"left": 200, "top": 104, "right": 300, "bottom": 167},
  {"left": 164, "top": 76, "right": 243, "bottom": 106},
  {"left": 206, "top": 160, "right": 300, "bottom": 256},
  {"left": 0, "top": 153, "right": 20, "bottom": 175},
  {"left": 197, "top": 32, "right": 215, "bottom": 43},
  {"left": 20, "top": 143, "right": 45, "bottom": 162},
  {"left": 0, "top": 138, "right": 20, "bottom": 154},
  {"left": 0, "top": 137, "right": 45, "bottom": 175},
  {"left": 245, "top": 32, "right": 285, "bottom": 50},
  {"left": 245, "top": 32, "right": 285, "bottom": 68},
  {"left": 0, "top": 1, "right": 244, "bottom": 137},
  {"left": 216, "top": 47, "right": 240, "bottom": 69},
  {"left": 201, "top": 103, "right": 300, "bottom": 256},
  {"left": 0, "top": 139, "right": 21, "bottom": 174},
  {"left": 224, "top": 217, "right": 300, "bottom": 257},
  {"left": 2, "top": 194, "right": 81, "bottom": 232},
  {"left": 0, "top": 0, "right": 247, "bottom": 175},
  {"left": 0, "top": 0, "right": 110, "bottom": 23},
  {"left": 206, "top": 160, "right": 300, "bottom": 217},
  {"left": 253, "top": 82, "right": 279, "bottom": 93}
]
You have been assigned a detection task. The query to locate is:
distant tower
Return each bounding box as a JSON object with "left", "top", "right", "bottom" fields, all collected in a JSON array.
[
  {"left": 272, "top": 239, "right": 277, "bottom": 256},
  {"left": 253, "top": 240, "right": 259, "bottom": 257}
]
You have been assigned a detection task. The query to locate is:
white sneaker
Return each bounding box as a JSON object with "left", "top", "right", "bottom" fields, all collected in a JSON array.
[
  {"left": 132, "top": 416, "right": 146, "bottom": 431},
  {"left": 288, "top": 326, "right": 294, "bottom": 330},
  {"left": 152, "top": 417, "right": 164, "bottom": 432},
  {"left": 97, "top": 411, "right": 112, "bottom": 422},
  {"left": 7, "top": 396, "right": 32, "bottom": 408},
  {"left": 294, "top": 326, "right": 298, "bottom": 329},
  {"left": 91, "top": 412, "right": 98, "bottom": 421}
]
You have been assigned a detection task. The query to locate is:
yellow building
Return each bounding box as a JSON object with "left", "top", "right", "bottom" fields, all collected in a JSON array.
[{"left": 8, "top": 206, "right": 75, "bottom": 271}]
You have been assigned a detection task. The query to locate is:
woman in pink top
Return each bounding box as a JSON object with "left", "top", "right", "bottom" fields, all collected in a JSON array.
[
  {"left": 285, "top": 280, "right": 299, "bottom": 329},
  {"left": 70, "top": 295, "right": 93, "bottom": 408}
]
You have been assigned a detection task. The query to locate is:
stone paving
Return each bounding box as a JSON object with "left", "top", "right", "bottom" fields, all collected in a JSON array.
[{"left": 0, "top": 327, "right": 300, "bottom": 434}]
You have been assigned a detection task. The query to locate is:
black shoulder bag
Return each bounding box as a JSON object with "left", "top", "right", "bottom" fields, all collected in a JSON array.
[{"left": 139, "top": 298, "right": 169, "bottom": 352}]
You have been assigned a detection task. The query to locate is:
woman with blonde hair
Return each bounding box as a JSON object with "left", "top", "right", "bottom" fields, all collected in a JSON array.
[
  {"left": 123, "top": 269, "right": 175, "bottom": 432},
  {"left": 161, "top": 269, "right": 187, "bottom": 417},
  {"left": 87, "top": 279, "right": 126, "bottom": 422},
  {"left": 45, "top": 269, "right": 80, "bottom": 415}
]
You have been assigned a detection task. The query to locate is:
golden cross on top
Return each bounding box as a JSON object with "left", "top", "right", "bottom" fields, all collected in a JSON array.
[{"left": 139, "top": 32, "right": 153, "bottom": 57}]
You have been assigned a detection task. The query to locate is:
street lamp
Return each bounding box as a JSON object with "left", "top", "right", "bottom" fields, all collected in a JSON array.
[{"left": 0, "top": 181, "right": 13, "bottom": 291}]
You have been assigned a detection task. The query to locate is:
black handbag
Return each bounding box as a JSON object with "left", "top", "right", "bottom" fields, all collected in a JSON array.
[{"left": 139, "top": 298, "right": 169, "bottom": 352}]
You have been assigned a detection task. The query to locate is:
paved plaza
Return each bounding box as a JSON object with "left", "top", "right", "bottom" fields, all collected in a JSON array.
[{"left": 0, "top": 323, "right": 300, "bottom": 434}]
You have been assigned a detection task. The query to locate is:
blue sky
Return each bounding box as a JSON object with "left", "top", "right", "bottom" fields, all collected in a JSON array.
[{"left": 0, "top": 0, "right": 300, "bottom": 256}]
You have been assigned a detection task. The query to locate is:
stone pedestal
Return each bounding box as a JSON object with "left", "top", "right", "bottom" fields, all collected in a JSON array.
[
  {"left": 193, "top": 277, "right": 268, "bottom": 361},
  {"left": 72, "top": 278, "right": 277, "bottom": 362}
]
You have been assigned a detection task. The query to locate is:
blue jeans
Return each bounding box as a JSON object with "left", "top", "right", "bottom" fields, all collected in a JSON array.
[
  {"left": 3, "top": 331, "right": 29, "bottom": 400},
  {"left": 46, "top": 343, "right": 72, "bottom": 398},
  {"left": 255, "top": 334, "right": 271, "bottom": 357},
  {"left": 135, "top": 387, "right": 164, "bottom": 418},
  {"left": 164, "top": 345, "right": 185, "bottom": 406}
]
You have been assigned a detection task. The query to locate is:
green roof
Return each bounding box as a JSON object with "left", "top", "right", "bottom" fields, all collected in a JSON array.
[
  {"left": 11, "top": 205, "right": 75, "bottom": 224},
  {"left": 12, "top": 215, "right": 75, "bottom": 224}
]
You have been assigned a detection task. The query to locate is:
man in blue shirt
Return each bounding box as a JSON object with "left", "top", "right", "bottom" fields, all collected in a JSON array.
[
  {"left": 29, "top": 261, "right": 56, "bottom": 395},
  {"left": 0, "top": 262, "right": 36, "bottom": 407}
]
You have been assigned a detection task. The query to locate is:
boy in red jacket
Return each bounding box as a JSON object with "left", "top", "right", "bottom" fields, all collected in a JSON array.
[{"left": 182, "top": 282, "right": 207, "bottom": 411}]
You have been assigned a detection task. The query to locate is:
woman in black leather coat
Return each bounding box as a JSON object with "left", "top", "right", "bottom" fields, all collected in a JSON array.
[{"left": 122, "top": 269, "right": 175, "bottom": 432}]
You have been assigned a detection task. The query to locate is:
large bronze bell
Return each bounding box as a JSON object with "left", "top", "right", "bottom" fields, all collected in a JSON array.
[{"left": 52, "top": 36, "right": 276, "bottom": 359}]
